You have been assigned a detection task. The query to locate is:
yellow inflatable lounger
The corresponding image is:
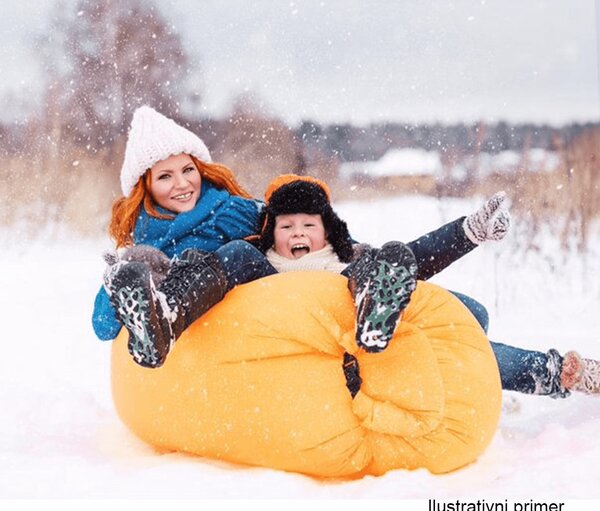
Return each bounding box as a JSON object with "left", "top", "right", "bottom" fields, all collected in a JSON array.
[{"left": 111, "top": 272, "right": 501, "bottom": 478}]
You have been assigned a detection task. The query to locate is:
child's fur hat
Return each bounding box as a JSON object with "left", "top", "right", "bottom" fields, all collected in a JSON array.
[{"left": 257, "top": 174, "right": 354, "bottom": 263}]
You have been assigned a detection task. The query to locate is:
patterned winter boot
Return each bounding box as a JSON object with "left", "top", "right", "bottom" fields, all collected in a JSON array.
[
  {"left": 561, "top": 351, "right": 600, "bottom": 395},
  {"left": 539, "top": 349, "right": 570, "bottom": 398},
  {"left": 158, "top": 249, "right": 228, "bottom": 346},
  {"left": 349, "top": 241, "right": 418, "bottom": 353},
  {"left": 109, "top": 249, "right": 228, "bottom": 368},
  {"left": 108, "top": 261, "right": 174, "bottom": 368}
]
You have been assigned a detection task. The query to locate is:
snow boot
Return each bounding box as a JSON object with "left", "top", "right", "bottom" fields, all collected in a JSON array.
[
  {"left": 158, "top": 249, "right": 228, "bottom": 345},
  {"left": 561, "top": 351, "right": 600, "bottom": 395},
  {"left": 109, "top": 249, "right": 228, "bottom": 368},
  {"left": 349, "top": 241, "right": 418, "bottom": 353},
  {"left": 108, "top": 261, "right": 174, "bottom": 368},
  {"left": 536, "top": 349, "right": 570, "bottom": 398}
]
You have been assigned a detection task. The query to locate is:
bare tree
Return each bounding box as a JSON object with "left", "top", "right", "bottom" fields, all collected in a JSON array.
[
  {"left": 217, "top": 93, "right": 304, "bottom": 196},
  {"left": 43, "top": 0, "right": 191, "bottom": 149}
]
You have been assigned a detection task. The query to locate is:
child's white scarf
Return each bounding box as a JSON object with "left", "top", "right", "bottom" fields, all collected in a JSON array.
[{"left": 266, "top": 243, "right": 348, "bottom": 274}]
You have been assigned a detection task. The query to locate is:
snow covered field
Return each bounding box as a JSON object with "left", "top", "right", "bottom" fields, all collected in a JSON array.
[{"left": 1, "top": 195, "right": 599, "bottom": 501}]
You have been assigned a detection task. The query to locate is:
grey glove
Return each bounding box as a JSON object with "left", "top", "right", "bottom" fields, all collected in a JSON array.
[
  {"left": 102, "top": 245, "right": 171, "bottom": 295},
  {"left": 463, "top": 191, "right": 511, "bottom": 244}
]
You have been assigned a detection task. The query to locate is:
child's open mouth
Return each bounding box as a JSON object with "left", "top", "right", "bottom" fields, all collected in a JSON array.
[{"left": 291, "top": 244, "right": 310, "bottom": 258}]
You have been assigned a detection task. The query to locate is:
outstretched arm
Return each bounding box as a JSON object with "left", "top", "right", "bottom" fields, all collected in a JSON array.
[
  {"left": 407, "top": 192, "right": 510, "bottom": 280},
  {"left": 407, "top": 217, "right": 474, "bottom": 281}
]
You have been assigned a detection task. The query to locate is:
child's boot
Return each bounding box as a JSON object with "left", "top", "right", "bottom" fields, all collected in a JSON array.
[
  {"left": 349, "top": 241, "right": 418, "bottom": 353},
  {"left": 561, "top": 351, "right": 600, "bottom": 395}
]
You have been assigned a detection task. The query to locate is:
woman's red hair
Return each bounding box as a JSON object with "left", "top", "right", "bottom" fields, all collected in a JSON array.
[{"left": 108, "top": 156, "right": 252, "bottom": 248}]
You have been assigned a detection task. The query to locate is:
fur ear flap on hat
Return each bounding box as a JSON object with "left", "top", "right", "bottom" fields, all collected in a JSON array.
[
  {"left": 120, "top": 106, "right": 212, "bottom": 196},
  {"left": 257, "top": 174, "right": 354, "bottom": 263}
]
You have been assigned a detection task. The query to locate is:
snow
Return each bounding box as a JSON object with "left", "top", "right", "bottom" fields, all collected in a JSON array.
[
  {"left": 462, "top": 150, "right": 560, "bottom": 178},
  {"left": 1, "top": 194, "right": 600, "bottom": 501},
  {"left": 368, "top": 148, "right": 442, "bottom": 177},
  {"left": 340, "top": 148, "right": 442, "bottom": 180},
  {"left": 340, "top": 149, "right": 559, "bottom": 185}
]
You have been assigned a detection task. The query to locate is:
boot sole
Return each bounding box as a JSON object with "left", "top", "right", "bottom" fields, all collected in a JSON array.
[
  {"left": 109, "top": 263, "right": 172, "bottom": 368},
  {"left": 355, "top": 242, "right": 417, "bottom": 353}
]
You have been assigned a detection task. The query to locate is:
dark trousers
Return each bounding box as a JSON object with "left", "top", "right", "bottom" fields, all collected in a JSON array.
[{"left": 451, "top": 291, "right": 566, "bottom": 398}]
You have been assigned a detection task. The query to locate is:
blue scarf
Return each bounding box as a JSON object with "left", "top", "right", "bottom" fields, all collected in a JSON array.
[{"left": 133, "top": 180, "right": 261, "bottom": 258}]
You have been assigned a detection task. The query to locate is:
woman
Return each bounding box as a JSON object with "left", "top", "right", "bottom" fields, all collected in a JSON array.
[{"left": 93, "top": 105, "right": 599, "bottom": 397}]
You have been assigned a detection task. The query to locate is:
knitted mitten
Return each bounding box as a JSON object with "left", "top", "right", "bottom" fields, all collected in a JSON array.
[
  {"left": 102, "top": 250, "right": 126, "bottom": 296},
  {"left": 103, "top": 245, "right": 171, "bottom": 295},
  {"left": 562, "top": 351, "right": 600, "bottom": 395},
  {"left": 463, "top": 192, "right": 511, "bottom": 244}
]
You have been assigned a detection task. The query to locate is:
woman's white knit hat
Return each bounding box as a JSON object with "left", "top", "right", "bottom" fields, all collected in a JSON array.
[{"left": 120, "top": 105, "right": 212, "bottom": 196}]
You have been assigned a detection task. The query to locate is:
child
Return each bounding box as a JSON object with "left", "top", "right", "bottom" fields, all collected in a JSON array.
[
  {"left": 256, "top": 174, "right": 420, "bottom": 353},
  {"left": 107, "top": 174, "right": 420, "bottom": 367}
]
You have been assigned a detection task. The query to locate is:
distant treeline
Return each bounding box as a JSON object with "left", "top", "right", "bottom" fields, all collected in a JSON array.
[
  {"left": 176, "top": 117, "right": 597, "bottom": 166},
  {"left": 0, "top": 117, "right": 595, "bottom": 163}
]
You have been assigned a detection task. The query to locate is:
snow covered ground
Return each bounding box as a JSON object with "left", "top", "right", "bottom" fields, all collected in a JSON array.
[{"left": 1, "top": 195, "right": 599, "bottom": 501}]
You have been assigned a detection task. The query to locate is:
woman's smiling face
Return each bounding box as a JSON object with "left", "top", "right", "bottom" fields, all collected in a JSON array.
[{"left": 149, "top": 153, "right": 201, "bottom": 213}]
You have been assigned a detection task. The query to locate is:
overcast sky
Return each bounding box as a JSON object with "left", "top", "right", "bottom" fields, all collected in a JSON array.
[{"left": 1, "top": 0, "right": 599, "bottom": 126}]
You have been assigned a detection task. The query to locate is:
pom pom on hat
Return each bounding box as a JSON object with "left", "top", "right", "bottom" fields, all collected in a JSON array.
[{"left": 120, "top": 106, "right": 212, "bottom": 196}]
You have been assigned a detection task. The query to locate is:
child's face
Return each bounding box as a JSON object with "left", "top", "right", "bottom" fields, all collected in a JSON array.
[
  {"left": 149, "top": 153, "right": 201, "bottom": 213},
  {"left": 273, "top": 213, "right": 327, "bottom": 259}
]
